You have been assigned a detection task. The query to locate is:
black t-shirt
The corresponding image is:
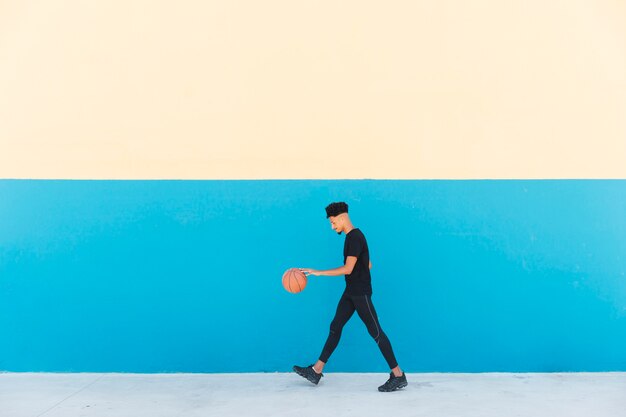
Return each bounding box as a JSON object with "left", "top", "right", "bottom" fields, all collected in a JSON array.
[{"left": 343, "top": 228, "right": 372, "bottom": 295}]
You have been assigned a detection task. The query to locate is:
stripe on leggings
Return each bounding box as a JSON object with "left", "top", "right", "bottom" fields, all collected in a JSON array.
[{"left": 365, "top": 295, "right": 380, "bottom": 344}]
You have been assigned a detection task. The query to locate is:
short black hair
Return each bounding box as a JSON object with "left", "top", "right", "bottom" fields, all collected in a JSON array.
[{"left": 325, "top": 201, "right": 348, "bottom": 218}]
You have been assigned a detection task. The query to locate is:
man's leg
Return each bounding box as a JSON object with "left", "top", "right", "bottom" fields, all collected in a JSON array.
[
  {"left": 353, "top": 294, "right": 408, "bottom": 391},
  {"left": 353, "top": 294, "right": 402, "bottom": 375},
  {"left": 315, "top": 291, "right": 356, "bottom": 373}
]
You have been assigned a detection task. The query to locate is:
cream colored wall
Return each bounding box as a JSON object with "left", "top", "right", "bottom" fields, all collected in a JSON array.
[{"left": 1, "top": 1, "right": 624, "bottom": 179}]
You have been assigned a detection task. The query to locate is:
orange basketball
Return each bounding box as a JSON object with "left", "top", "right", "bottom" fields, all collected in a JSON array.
[{"left": 282, "top": 268, "right": 307, "bottom": 293}]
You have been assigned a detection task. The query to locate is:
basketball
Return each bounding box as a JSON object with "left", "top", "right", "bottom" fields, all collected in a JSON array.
[{"left": 282, "top": 268, "right": 307, "bottom": 293}]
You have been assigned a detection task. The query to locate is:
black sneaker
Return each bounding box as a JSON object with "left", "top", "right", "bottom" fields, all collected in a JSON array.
[
  {"left": 378, "top": 371, "right": 408, "bottom": 392},
  {"left": 293, "top": 364, "right": 323, "bottom": 385}
]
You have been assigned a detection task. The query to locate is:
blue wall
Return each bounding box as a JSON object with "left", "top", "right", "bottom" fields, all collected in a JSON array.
[{"left": 1, "top": 180, "right": 625, "bottom": 373}]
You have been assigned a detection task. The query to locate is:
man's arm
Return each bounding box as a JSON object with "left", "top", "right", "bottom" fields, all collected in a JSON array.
[
  {"left": 369, "top": 260, "right": 372, "bottom": 269},
  {"left": 300, "top": 256, "right": 358, "bottom": 276}
]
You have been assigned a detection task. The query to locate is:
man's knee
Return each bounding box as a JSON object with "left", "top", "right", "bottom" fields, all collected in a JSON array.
[
  {"left": 330, "top": 320, "right": 345, "bottom": 335},
  {"left": 368, "top": 327, "right": 384, "bottom": 343}
]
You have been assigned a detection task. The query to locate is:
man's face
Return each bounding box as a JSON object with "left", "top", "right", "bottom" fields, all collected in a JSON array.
[{"left": 329, "top": 215, "right": 342, "bottom": 235}]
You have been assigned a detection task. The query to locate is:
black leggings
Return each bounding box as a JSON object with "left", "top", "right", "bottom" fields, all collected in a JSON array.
[{"left": 319, "top": 291, "right": 399, "bottom": 369}]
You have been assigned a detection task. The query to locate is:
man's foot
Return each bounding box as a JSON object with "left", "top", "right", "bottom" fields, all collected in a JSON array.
[
  {"left": 378, "top": 371, "right": 408, "bottom": 392},
  {"left": 293, "top": 364, "right": 323, "bottom": 385}
]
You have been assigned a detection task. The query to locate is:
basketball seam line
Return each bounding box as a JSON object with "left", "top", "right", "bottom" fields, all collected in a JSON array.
[
  {"left": 288, "top": 271, "right": 293, "bottom": 293},
  {"left": 295, "top": 269, "right": 303, "bottom": 292}
]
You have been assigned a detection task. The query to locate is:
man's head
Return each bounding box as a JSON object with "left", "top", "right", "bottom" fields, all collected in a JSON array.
[{"left": 325, "top": 202, "right": 351, "bottom": 235}]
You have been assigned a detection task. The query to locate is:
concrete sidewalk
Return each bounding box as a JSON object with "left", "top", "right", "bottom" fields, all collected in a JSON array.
[{"left": 1, "top": 372, "right": 625, "bottom": 417}]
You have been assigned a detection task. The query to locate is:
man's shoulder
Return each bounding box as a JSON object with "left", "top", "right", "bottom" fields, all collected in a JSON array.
[
  {"left": 347, "top": 228, "right": 365, "bottom": 237},
  {"left": 350, "top": 229, "right": 367, "bottom": 246}
]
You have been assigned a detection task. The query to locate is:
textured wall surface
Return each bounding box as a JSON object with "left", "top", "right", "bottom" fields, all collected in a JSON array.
[
  {"left": 1, "top": 1, "right": 625, "bottom": 372},
  {"left": 1, "top": 180, "right": 624, "bottom": 372}
]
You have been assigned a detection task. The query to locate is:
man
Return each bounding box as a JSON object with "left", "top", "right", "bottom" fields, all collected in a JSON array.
[{"left": 295, "top": 201, "right": 408, "bottom": 392}]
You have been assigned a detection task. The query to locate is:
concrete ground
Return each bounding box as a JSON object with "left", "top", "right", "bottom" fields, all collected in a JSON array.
[{"left": 1, "top": 372, "right": 625, "bottom": 417}]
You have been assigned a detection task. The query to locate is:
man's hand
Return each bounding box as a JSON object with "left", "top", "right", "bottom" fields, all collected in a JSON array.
[{"left": 298, "top": 268, "right": 318, "bottom": 276}]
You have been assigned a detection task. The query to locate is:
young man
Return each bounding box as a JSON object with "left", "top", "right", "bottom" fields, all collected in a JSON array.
[{"left": 295, "top": 201, "right": 408, "bottom": 392}]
